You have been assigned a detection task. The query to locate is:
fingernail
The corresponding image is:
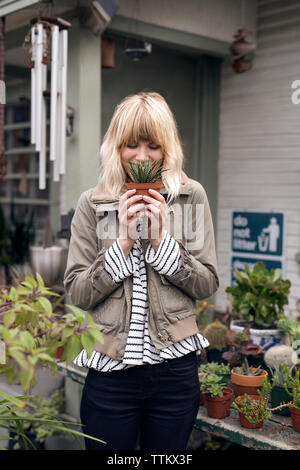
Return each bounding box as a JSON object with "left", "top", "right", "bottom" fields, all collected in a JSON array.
[
  {"left": 149, "top": 189, "right": 153, "bottom": 192},
  {"left": 143, "top": 195, "right": 149, "bottom": 199}
]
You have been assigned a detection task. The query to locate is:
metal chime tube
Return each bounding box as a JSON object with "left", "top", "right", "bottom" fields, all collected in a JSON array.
[
  {"left": 39, "top": 40, "right": 47, "bottom": 190},
  {"left": 50, "top": 24, "right": 59, "bottom": 163},
  {"left": 53, "top": 29, "right": 62, "bottom": 182},
  {"left": 35, "top": 23, "right": 43, "bottom": 152},
  {"left": 30, "top": 26, "right": 36, "bottom": 145},
  {"left": 59, "top": 29, "right": 68, "bottom": 176}
]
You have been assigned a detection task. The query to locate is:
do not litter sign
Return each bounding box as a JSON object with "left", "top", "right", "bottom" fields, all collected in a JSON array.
[{"left": 230, "top": 210, "right": 285, "bottom": 285}]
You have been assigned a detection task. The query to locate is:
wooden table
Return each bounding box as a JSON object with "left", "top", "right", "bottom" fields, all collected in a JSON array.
[{"left": 195, "top": 404, "right": 300, "bottom": 450}]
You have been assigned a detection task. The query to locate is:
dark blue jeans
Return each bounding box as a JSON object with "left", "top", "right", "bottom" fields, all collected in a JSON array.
[{"left": 80, "top": 351, "right": 200, "bottom": 450}]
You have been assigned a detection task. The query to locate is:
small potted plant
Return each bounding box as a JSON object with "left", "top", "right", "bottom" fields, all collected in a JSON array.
[
  {"left": 199, "top": 362, "right": 231, "bottom": 386},
  {"left": 222, "top": 325, "right": 264, "bottom": 369},
  {"left": 233, "top": 376, "right": 272, "bottom": 429},
  {"left": 226, "top": 262, "right": 291, "bottom": 351},
  {"left": 284, "top": 368, "right": 300, "bottom": 432},
  {"left": 200, "top": 374, "right": 233, "bottom": 419},
  {"left": 201, "top": 320, "right": 229, "bottom": 364},
  {"left": 198, "top": 371, "right": 210, "bottom": 405},
  {"left": 124, "top": 159, "right": 169, "bottom": 199},
  {"left": 269, "top": 359, "right": 293, "bottom": 416},
  {"left": 231, "top": 357, "right": 268, "bottom": 397}
]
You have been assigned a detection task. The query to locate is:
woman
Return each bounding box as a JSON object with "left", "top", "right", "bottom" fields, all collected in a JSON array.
[{"left": 63, "top": 91, "right": 219, "bottom": 450}]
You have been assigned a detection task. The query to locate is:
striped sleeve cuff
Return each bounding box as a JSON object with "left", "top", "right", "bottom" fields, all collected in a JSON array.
[
  {"left": 104, "top": 239, "right": 135, "bottom": 283},
  {"left": 145, "top": 231, "right": 182, "bottom": 275}
]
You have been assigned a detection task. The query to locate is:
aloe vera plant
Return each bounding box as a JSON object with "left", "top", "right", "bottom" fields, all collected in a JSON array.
[{"left": 125, "top": 159, "right": 169, "bottom": 183}]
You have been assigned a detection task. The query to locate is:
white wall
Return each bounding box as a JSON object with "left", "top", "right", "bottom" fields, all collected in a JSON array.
[
  {"left": 118, "top": 0, "right": 257, "bottom": 43},
  {"left": 215, "top": 0, "right": 300, "bottom": 318}
]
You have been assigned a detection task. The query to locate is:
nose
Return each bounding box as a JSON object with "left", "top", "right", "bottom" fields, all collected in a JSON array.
[{"left": 135, "top": 144, "right": 148, "bottom": 162}]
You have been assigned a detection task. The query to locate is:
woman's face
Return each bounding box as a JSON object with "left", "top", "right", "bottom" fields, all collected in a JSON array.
[{"left": 121, "top": 140, "right": 164, "bottom": 182}]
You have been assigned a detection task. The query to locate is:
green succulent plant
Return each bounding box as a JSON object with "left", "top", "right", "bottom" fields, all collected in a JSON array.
[
  {"left": 125, "top": 159, "right": 169, "bottom": 183},
  {"left": 200, "top": 374, "right": 227, "bottom": 398},
  {"left": 200, "top": 362, "right": 230, "bottom": 375},
  {"left": 284, "top": 368, "right": 300, "bottom": 409},
  {"left": 233, "top": 377, "right": 273, "bottom": 425},
  {"left": 233, "top": 357, "right": 263, "bottom": 376},
  {"left": 226, "top": 262, "right": 291, "bottom": 327},
  {"left": 202, "top": 320, "right": 229, "bottom": 351}
]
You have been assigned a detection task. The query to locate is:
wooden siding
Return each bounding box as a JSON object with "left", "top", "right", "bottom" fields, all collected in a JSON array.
[{"left": 215, "top": 0, "right": 300, "bottom": 317}]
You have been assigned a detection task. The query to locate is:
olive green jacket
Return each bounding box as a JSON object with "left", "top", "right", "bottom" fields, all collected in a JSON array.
[{"left": 63, "top": 175, "right": 219, "bottom": 361}]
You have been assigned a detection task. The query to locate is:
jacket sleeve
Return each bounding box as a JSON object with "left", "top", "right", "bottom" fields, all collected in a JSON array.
[
  {"left": 63, "top": 191, "right": 122, "bottom": 311},
  {"left": 163, "top": 183, "right": 219, "bottom": 300}
]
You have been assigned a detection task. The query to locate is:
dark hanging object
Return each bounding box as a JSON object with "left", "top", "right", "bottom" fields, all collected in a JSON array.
[
  {"left": 101, "top": 38, "right": 115, "bottom": 68},
  {"left": 230, "top": 28, "right": 256, "bottom": 74}
]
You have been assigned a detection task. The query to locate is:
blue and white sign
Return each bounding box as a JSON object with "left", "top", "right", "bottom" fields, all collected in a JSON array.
[
  {"left": 232, "top": 211, "right": 284, "bottom": 257},
  {"left": 230, "top": 210, "right": 285, "bottom": 286},
  {"left": 231, "top": 256, "right": 282, "bottom": 286}
]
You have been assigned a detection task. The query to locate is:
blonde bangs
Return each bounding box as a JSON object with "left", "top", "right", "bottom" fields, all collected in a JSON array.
[{"left": 115, "top": 99, "right": 168, "bottom": 151}]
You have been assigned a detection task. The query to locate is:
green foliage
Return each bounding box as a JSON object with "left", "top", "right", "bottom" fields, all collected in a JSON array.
[
  {"left": 233, "top": 377, "right": 272, "bottom": 425},
  {"left": 233, "top": 357, "right": 263, "bottom": 376},
  {"left": 0, "top": 389, "right": 106, "bottom": 450},
  {"left": 226, "top": 262, "right": 291, "bottom": 327},
  {"left": 277, "top": 317, "right": 300, "bottom": 343},
  {"left": 200, "top": 374, "right": 227, "bottom": 398},
  {"left": 284, "top": 368, "right": 300, "bottom": 409},
  {"left": 200, "top": 362, "right": 230, "bottom": 375},
  {"left": 125, "top": 159, "right": 169, "bottom": 183},
  {"left": 196, "top": 298, "right": 214, "bottom": 330},
  {"left": 0, "top": 274, "right": 103, "bottom": 392},
  {"left": 202, "top": 320, "right": 229, "bottom": 351},
  {"left": 222, "top": 326, "right": 262, "bottom": 366},
  {"left": 268, "top": 359, "right": 293, "bottom": 387}
]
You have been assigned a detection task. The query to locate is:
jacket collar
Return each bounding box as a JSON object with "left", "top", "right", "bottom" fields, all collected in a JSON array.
[{"left": 90, "top": 171, "right": 192, "bottom": 204}]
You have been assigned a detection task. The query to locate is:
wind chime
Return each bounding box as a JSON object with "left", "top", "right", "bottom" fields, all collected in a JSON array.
[{"left": 28, "top": 15, "right": 71, "bottom": 190}]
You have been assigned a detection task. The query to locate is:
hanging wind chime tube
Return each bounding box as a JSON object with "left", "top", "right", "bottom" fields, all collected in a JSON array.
[
  {"left": 59, "top": 28, "right": 68, "bottom": 176},
  {"left": 29, "top": 16, "right": 71, "bottom": 189},
  {"left": 50, "top": 24, "right": 58, "bottom": 163},
  {"left": 30, "top": 26, "right": 36, "bottom": 145},
  {"left": 0, "top": 17, "right": 6, "bottom": 184}
]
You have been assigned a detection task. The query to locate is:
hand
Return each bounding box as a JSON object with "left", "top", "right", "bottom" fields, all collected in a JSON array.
[
  {"left": 118, "top": 189, "right": 145, "bottom": 244},
  {"left": 142, "top": 189, "right": 169, "bottom": 250}
]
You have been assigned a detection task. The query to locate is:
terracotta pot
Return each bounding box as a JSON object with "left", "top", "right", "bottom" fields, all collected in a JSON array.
[
  {"left": 289, "top": 405, "right": 300, "bottom": 433},
  {"left": 199, "top": 391, "right": 206, "bottom": 406},
  {"left": 231, "top": 367, "right": 268, "bottom": 397},
  {"left": 205, "top": 387, "right": 234, "bottom": 419},
  {"left": 126, "top": 182, "right": 163, "bottom": 203},
  {"left": 234, "top": 395, "right": 264, "bottom": 429}
]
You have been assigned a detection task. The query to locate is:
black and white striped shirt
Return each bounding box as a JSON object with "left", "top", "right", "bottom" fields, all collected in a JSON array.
[{"left": 74, "top": 230, "right": 209, "bottom": 371}]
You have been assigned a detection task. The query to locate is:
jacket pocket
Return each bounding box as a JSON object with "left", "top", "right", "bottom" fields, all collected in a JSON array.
[
  {"left": 159, "top": 274, "right": 196, "bottom": 317},
  {"left": 92, "top": 284, "right": 125, "bottom": 327}
]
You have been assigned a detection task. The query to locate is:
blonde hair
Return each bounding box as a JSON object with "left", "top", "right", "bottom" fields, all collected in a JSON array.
[{"left": 97, "top": 91, "right": 187, "bottom": 205}]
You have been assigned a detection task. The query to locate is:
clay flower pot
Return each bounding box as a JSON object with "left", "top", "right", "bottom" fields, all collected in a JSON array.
[
  {"left": 199, "top": 391, "right": 206, "bottom": 406},
  {"left": 126, "top": 182, "right": 163, "bottom": 203},
  {"left": 289, "top": 405, "right": 300, "bottom": 433},
  {"left": 205, "top": 387, "right": 234, "bottom": 419},
  {"left": 231, "top": 367, "right": 268, "bottom": 397},
  {"left": 234, "top": 395, "right": 264, "bottom": 429}
]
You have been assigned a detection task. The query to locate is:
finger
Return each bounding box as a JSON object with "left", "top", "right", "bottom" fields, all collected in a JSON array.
[
  {"left": 128, "top": 203, "right": 146, "bottom": 217},
  {"left": 147, "top": 189, "right": 165, "bottom": 202}
]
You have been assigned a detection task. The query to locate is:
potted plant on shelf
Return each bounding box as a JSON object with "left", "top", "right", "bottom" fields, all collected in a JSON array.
[
  {"left": 269, "top": 359, "right": 293, "bottom": 416},
  {"left": 222, "top": 325, "right": 264, "bottom": 369},
  {"left": 284, "top": 368, "right": 300, "bottom": 432},
  {"left": 231, "top": 357, "right": 268, "bottom": 397},
  {"left": 124, "top": 159, "right": 169, "bottom": 199},
  {"left": 226, "top": 262, "right": 291, "bottom": 352},
  {"left": 201, "top": 320, "right": 229, "bottom": 364},
  {"left": 199, "top": 362, "right": 231, "bottom": 386},
  {"left": 233, "top": 377, "right": 272, "bottom": 429},
  {"left": 200, "top": 374, "right": 233, "bottom": 419}
]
